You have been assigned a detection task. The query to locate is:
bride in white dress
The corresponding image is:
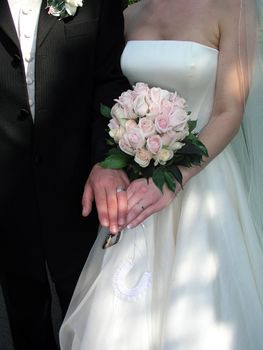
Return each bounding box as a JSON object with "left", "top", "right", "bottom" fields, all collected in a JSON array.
[{"left": 60, "top": 0, "right": 263, "bottom": 349}]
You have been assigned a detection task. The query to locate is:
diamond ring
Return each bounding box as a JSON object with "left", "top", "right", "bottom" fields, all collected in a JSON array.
[{"left": 116, "top": 187, "right": 126, "bottom": 193}]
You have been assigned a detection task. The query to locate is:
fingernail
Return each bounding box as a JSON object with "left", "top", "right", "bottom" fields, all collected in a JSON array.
[
  {"left": 110, "top": 225, "right": 118, "bottom": 234},
  {"left": 127, "top": 224, "right": 132, "bottom": 229},
  {"left": 101, "top": 220, "right": 109, "bottom": 227}
]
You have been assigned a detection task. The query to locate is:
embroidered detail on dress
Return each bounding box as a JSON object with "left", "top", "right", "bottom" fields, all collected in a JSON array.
[{"left": 113, "top": 260, "right": 152, "bottom": 302}]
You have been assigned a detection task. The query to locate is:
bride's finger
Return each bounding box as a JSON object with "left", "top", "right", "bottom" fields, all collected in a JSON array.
[
  {"left": 127, "top": 202, "right": 158, "bottom": 229},
  {"left": 126, "top": 200, "right": 152, "bottom": 225},
  {"left": 127, "top": 178, "right": 148, "bottom": 202}
]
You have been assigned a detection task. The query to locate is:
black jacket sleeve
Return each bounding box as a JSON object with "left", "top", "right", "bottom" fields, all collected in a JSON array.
[{"left": 91, "top": 0, "right": 131, "bottom": 164}]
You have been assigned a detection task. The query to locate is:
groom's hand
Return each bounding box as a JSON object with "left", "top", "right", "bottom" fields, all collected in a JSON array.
[{"left": 82, "top": 164, "right": 130, "bottom": 234}]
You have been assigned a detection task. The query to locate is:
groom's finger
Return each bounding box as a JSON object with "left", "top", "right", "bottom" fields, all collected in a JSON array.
[
  {"left": 116, "top": 188, "right": 128, "bottom": 228},
  {"left": 94, "top": 187, "right": 110, "bottom": 228},
  {"left": 105, "top": 189, "right": 119, "bottom": 234},
  {"left": 82, "top": 182, "right": 94, "bottom": 217}
]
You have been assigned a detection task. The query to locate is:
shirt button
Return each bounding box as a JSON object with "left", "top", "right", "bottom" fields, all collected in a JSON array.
[
  {"left": 26, "top": 77, "right": 34, "bottom": 85},
  {"left": 22, "top": 8, "right": 30, "bottom": 15},
  {"left": 24, "top": 33, "right": 31, "bottom": 38},
  {"left": 24, "top": 53, "right": 33, "bottom": 62}
]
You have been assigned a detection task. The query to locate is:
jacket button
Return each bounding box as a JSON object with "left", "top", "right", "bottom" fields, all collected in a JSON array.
[
  {"left": 12, "top": 53, "right": 22, "bottom": 67},
  {"left": 18, "top": 108, "right": 31, "bottom": 121}
]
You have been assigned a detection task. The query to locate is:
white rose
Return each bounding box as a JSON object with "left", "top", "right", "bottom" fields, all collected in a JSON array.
[
  {"left": 111, "top": 104, "right": 128, "bottom": 126},
  {"left": 169, "top": 141, "right": 185, "bottom": 151},
  {"left": 155, "top": 148, "right": 174, "bottom": 165},
  {"left": 134, "top": 148, "right": 152, "bottom": 168},
  {"left": 65, "top": 0, "right": 83, "bottom": 16},
  {"left": 133, "top": 95, "right": 149, "bottom": 117},
  {"left": 109, "top": 126, "right": 125, "bottom": 143}
]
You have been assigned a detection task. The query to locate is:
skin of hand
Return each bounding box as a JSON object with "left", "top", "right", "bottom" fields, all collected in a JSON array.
[
  {"left": 126, "top": 176, "right": 181, "bottom": 228},
  {"left": 82, "top": 164, "right": 130, "bottom": 234}
]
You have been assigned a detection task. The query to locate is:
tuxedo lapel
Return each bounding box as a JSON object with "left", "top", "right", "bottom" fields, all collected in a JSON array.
[
  {"left": 37, "top": 1, "right": 58, "bottom": 48},
  {"left": 0, "top": 0, "right": 20, "bottom": 49}
]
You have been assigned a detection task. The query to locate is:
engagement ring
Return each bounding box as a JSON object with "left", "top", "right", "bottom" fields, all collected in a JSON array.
[{"left": 116, "top": 187, "right": 126, "bottom": 193}]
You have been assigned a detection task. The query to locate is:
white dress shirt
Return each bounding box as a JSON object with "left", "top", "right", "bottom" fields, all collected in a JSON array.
[{"left": 8, "top": 0, "right": 42, "bottom": 120}]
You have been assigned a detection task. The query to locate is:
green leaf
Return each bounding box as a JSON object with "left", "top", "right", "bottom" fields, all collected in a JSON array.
[
  {"left": 152, "top": 168, "right": 165, "bottom": 192},
  {"left": 100, "top": 104, "right": 111, "bottom": 119},
  {"left": 108, "top": 147, "right": 124, "bottom": 155},
  {"left": 100, "top": 153, "right": 130, "bottom": 169},
  {"left": 164, "top": 171, "right": 176, "bottom": 192},
  {"left": 193, "top": 139, "right": 209, "bottom": 157},
  {"left": 178, "top": 142, "right": 204, "bottom": 156},
  {"left": 168, "top": 165, "right": 183, "bottom": 188},
  {"left": 188, "top": 120, "right": 197, "bottom": 133}
]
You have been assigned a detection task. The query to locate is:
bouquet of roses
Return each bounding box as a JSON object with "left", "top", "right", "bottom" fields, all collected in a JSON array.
[{"left": 100, "top": 82, "right": 208, "bottom": 192}]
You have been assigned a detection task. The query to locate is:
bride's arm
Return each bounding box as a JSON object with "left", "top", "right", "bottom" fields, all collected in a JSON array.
[{"left": 125, "top": 0, "right": 253, "bottom": 228}]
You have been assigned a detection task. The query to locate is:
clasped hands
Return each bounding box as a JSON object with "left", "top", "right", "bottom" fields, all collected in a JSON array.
[{"left": 82, "top": 164, "right": 178, "bottom": 234}]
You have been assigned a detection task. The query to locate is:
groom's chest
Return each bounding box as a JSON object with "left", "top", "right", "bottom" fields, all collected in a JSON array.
[{"left": 1, "top": 0, "right": 100, "bottom": 52}]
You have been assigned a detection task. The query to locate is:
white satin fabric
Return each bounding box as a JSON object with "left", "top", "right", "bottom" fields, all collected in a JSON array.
[{"left": 60, "top": 41, "right": 263, "bottom": 350}]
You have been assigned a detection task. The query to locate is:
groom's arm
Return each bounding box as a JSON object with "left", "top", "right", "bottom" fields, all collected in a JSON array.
[
  {"left": 82, "top": 0, "right": 131, "bottom": 233},
  {"left": 91, "top": 0, "right": 130, "bottom": 164}
]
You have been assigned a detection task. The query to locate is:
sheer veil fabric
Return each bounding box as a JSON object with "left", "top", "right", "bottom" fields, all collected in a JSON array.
[
  {"left": 232, "top": 0, "right": 263, "bottom": 244},
  {"left": 59, "top": 1, "right": 263, "bottom": 349}
]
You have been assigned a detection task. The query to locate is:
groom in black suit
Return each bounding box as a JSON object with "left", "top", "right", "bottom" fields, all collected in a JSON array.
[{"left": 0, "top": 0, "right": 129, "bottom": 349}]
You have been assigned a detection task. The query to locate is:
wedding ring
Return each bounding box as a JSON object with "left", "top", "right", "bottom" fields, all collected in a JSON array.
[
  {"left": 116, "top": 187, "right": 126, "bottom": 193},
  {"left": 102, "top": 231, "right": 123, "bottom": 249},
  {"left": 141, "top": 205, "right": 145, "bottom": 210}
]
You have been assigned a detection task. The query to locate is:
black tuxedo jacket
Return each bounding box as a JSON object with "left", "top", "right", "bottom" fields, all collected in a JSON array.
[{"left": 0, "top": 0, "right": 130, "bottom": 281}]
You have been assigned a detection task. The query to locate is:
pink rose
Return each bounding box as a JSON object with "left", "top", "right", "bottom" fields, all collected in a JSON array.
[
  {"left": 123, "top": 128, "right": 145, "bottom": 150},
  {"left": 162, "top": 128, "right": 189, "bottom": 147},
  {"left": 150, "top": 87, "right": 170, "bottom": 105},
  {"left": 169, "top": 109, "right": 189, "bottom": 131},
  {"left": 161, "top": 131, "right": 178, "bottom": 146},
  {"left": 134, "top": 148, "right": 152, "bottom": 167},
  {"left": 155, "top": 114, "right": 171, "bottom": 133},
  {"left": 133, "top": 82, "right": 150, "bottom": 97},
  {"left": 133, "top": 95, "right": 149, "bottom": 117},
  {"left": 119, "top": 138, "right": 135, "bottom": 156},
  {"left": 146, "top": 101, "right": 161, "bottom": 118},
  {"left": 146, "top": 135, "right": 162, "bottom": 154},
  {"left": 169, "top": 93, "right": 187, "bottom": 108},
  {"left": 115, "top": 91, "right": 137, "bottom": 119},
  {"left": 116, "top": 90, "right": 134, "bottom": 106},
  {"left": 138, "top": 117, "right": 155, "bottom": 137}
]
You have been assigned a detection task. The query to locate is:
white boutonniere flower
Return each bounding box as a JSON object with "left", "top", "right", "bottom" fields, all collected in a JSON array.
[{"left": 47, "top": 0, "right": 83, "bottom": 19}]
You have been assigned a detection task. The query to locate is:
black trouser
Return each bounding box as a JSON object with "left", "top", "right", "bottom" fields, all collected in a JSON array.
[{"left": 1, "top": 268, "right": 80, "bottom": 350}]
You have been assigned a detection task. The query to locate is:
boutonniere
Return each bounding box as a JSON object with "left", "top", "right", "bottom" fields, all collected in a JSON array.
[{"left": 47, "top": 0, "right": 83, "bottom": 19}]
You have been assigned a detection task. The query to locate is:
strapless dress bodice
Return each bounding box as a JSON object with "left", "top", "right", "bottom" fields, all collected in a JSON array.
[{"left": 121, "top": 40, "right": 219, "bottom": 131}]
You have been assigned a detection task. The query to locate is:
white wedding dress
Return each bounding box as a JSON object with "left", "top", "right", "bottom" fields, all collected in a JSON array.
[{"left": 59, "top": 41, "right": 263, "bottom": 350}]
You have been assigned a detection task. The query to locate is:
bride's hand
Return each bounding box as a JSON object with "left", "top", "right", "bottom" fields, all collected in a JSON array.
[{"left": 126, "top": 178, "right": 180, "bottom": 228}]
